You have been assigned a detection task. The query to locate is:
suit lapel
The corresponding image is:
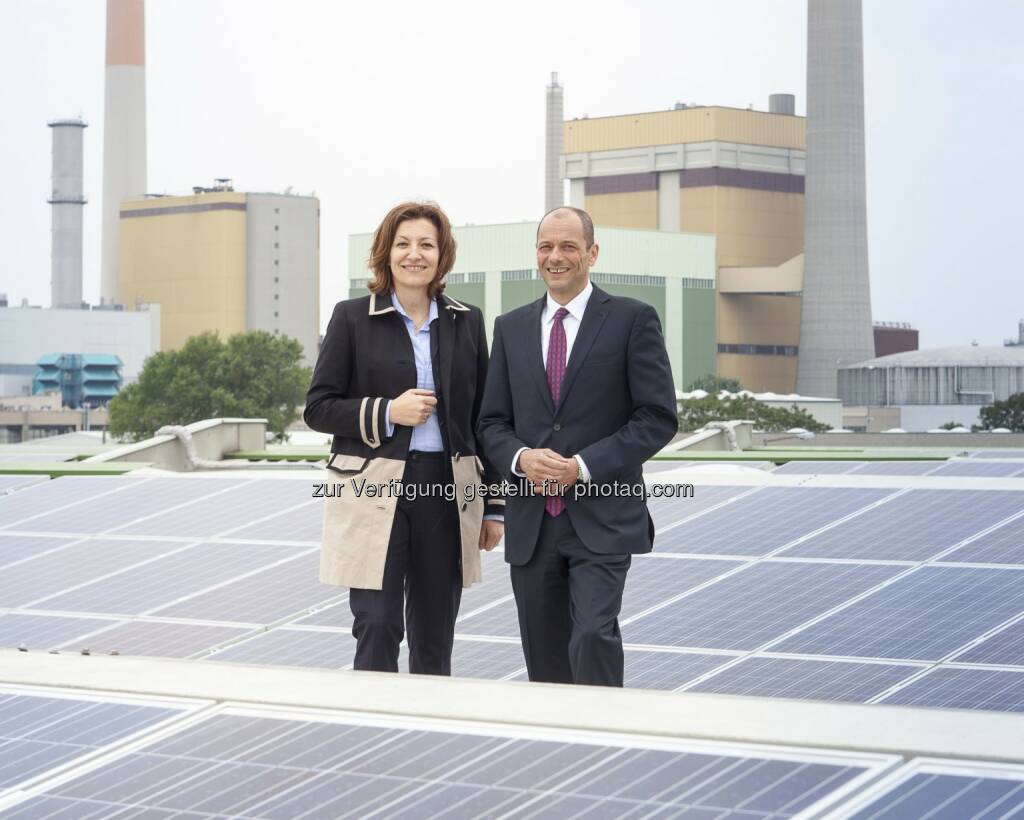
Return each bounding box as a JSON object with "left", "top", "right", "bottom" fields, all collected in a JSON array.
[
  {"left": 525, "top": 296, "right": 555, "bottom": 416},
  {"left": 436, "top": 298, "right": 455, "bottom": 405},
  {"left": 556, "top": 287, "right": 611, "bottom": 414}
]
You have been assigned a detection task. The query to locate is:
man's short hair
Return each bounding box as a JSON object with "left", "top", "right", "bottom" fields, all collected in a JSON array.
[{"left": 538, "top": 206, "right": 596, "bottom": 249}]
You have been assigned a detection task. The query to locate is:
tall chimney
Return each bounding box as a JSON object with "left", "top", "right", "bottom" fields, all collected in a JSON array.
[
  {"left": 48, "top": 119, "right": 88, "bottom": 309},
  {"left": 545, "top": 72, "right": 564, "bottom": 213},
  {"left": 797, "top": 0, "right": 874, "bottom": 398},
  {"left": 99, "top": 0, "right": 147, "bottom": 306}
]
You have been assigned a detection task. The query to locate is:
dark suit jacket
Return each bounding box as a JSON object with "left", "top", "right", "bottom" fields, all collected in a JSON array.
[{"left": 477, "top": 285, "right": 678, "bottom": 565}]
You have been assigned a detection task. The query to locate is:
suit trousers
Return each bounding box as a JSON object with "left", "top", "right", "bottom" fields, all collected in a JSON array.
[
  {"left": 349, "top": 452, "right": 462, "bottom": 675},
  {"left": 510, "top": 512, "right": 631, "bottom": 687}
]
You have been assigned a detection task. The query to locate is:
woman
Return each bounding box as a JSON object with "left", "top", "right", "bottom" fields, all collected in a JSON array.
[{"left": 304, "top": 201, "right": 504, "bottom": 675}]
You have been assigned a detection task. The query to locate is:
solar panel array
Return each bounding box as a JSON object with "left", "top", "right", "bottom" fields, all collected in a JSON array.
[{"left": 1, "top": 471, "right": 1024, "bottom": 720}]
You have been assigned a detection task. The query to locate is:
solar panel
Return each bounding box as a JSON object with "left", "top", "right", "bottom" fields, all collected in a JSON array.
[
  {"left": 622, "top": 649, "right": 734, "bottom": 690},
  {"left": 455, "top": 594, "right": 519, "bottom": 638},
  {"left": 647, "top": 484, "right": 752, "bottom": 530},
  {"left": 207, "top": 627, "right": 356, "bottom": 668},
  {"left": 114, "top": 478, "right": 317, "bottom": 537},
  {"left": 0, "top": 535, "right": 78, "bottom": 568},
  {"left": 450, "top": 638, "right": 527, "bottom": 679},
  {"left": 0, "top": 475, "right": 48, "bottom": 493},
  {"left": 624, "top": 561, "right": 902, "bottom": 650},
  {"left": 968, "top": 450, "right": 1024, "bottom": 459},
  {"left": 774, "top": 566, "right": 1024, "bottom": 661},
  {"left": 0, "top": 709, "right": 875, "bottom": 819},
  {"left": 928, "top": 460, "right": 1024, "bottom": 478},
  {"left": 0, "top": 691, "right": 185, "bottom": 792},
  {"left": 219, "top": 499, "right": 321, "bottom": 542},
  {"left": 656, "top": 487, "right": 894, "bottom": 556},
  {"left": 687, "top": 657, "right": 920, "bottom": 703},
  {"left": 773, "top": 461, "right": 861, "bottom": 475},
  {"left": 943, "top": 515, "right": 1024, "bottom": 564},
  {"left": 55, "top": 620, "right": 254, "bottom": 659},
  {"left": 847, "top": 461, "right": 943, "bottom": 476},
  {"left": 622, "top": 556, "right": 741, "bottom": 613},
  {"left": 780, "top": 489, "right": 1024, "bottom": 561},
  {"left": 878, "top": 668, "right": 1024, "bottom": 713},
  {"left": 32, "top": 542, "right": 309, "bottom": 616},
  {"left": 845, "top": 764, "right": 1024, "bottom": 819},
  {"left": 954, "top": 619, "right": 1024, "bottom": 666},
  {"left": 0, "top": 613, "right": 117, "bottom": 651},
  {"left": 0, "top": 477, "right": 139, "bottom": 530}
]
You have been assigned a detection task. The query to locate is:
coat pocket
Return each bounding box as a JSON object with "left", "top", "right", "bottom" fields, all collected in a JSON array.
[{"left": 326, "top": 453, "right": 369, "bottom": 476}]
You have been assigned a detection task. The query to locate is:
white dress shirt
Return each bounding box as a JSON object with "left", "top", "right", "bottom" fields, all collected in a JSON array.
[{"left": 512, "top": 281, "right": 593, "bottom": 482}]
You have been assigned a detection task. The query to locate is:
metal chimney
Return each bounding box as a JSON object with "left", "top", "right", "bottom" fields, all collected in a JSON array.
[
  {"left": 769, "top": 93, "right": 796, "bottom": 115},
  {"left": 797, "top": 0, "right": 874, "bottom": 398},
  {"left": 545, "top": 72, "right": 564, "bottom": 213},
  {"left": 48, "top": 119, "right": 88, "bottom": 309},
  {"left": 99, "top": 0, "right": 147, "bottom": 306}
]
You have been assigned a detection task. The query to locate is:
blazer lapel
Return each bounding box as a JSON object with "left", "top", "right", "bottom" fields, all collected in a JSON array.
[
  {"left": 525, "top": 296, "right": 555, "bottom": 416},
  {"left": 555, "top": 287, "right": 611, "bottom": 414},
  {"left": 436, "top": 299, "right": 455, "bottom": 404}
]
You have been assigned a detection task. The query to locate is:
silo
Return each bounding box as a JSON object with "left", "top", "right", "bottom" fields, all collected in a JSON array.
[
  {"left": 769, "top": 93, "right": 796, "bottom": 115},
  {"left": 100, "top": 0, "right": 147, "bottom": 305},
  {"left": 797, "top": 0, "right": 875, "bottom": 398},
  {"left": 545, "top": 72, "right": 564, "bottom": 213},
  {"left": 48, "top": 119, "right": 88, "bottom": 309}
]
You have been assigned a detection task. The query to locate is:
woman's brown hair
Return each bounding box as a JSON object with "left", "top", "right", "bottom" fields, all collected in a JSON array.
[{"left": 367, "top": 201, "right": 456, "bottom": 298}]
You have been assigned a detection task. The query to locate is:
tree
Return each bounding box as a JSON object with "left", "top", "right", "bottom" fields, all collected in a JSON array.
[
  {"left": 685, "top": 373, "right": 745, "bottom": 393},
  {"left": 108, "top": 331, "right": 311, "bottom": 441},
  {"left": 977, "top": 393, "right": 1024, "bottom": 432},
  {"left": 677, "top": 393, "right": 831, "bottom": 433}
]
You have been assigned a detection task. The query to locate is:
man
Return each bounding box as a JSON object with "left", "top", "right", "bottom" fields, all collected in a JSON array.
[{"left": 477, "top": 206, "right": 678, "bottom": 687}]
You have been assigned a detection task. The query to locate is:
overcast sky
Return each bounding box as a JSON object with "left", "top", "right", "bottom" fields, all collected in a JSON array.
[{"left": 3, "top": 0, "right": 1022, "bottom": 345}]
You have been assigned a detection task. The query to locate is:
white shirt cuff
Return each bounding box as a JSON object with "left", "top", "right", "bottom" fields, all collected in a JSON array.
[
  {"left": 511, "top": 447, "right": 528, "bottom": 477},
  {"left": 482, "top": 514, "right": 504, "bottom": 523},
  {"left": 385, "top": 399, "right": 394, "bottom": 438},
  {"left": 574, "top": 455, "right": 591, "bottom": 482}
]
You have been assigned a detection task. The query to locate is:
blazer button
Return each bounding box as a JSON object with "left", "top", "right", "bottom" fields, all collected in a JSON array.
[
  {"left": 553, "top": 423, "right": 561, "bottom": 432},
  {"left": 454, "top": 452, "right": 461, "bottom": 462}
]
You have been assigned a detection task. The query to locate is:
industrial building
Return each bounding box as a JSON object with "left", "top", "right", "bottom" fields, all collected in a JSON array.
[
  {"left": 874, "top": 321, "right": 919, "bottom": 358},
  {"left": 560, "top": 102, "right": 806, "bottom": 393},
  {"left": 118, "top": 185, "right": 320, "bottom": 366},
  {"left": 348, "top": 222, "right": 716, "bottom": 391},
  {"left": 839, "top": 346, "right": 1024, "bottom": 431},
  {"left": 0, "top": 303, "right": 158, "bottom": 398}
]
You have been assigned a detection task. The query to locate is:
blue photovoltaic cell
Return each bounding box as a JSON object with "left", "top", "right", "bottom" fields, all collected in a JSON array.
[
  {"left": 456, "top": 594, "right": 520, "bottom": 638},
  {"left": 848, "top": 461, "right": 944, "bottom": 476},
  {"left": 954, "top": 620, "right": 1024, "bottom": 666},
  {"left": 927, "top": 460, "right": 1024, "bottom": 478},
  {"left": 221, "top": 499, "right": 321, "bottom": 542},
  {"left": 969, "top": 450, "right": 1024, "bottom": 459},
  {"left": 115, "top": 478, "right": 319, "bottom": 538},
  {"left": 451, "top": 639, "right": 527, "bottom": 679},
  {"left": 779, "top": 489, "right": 1024, "bottom": 561},
  {"left": 0, "top": 477, "right": 134, "bottom": 530},
  {"left": 0, "top": 538, "right": 181, "bottom": 608},
  {"left": 295, "top": 600, "right": 353, "bottom": 628},
  {"left": 622, "top": 556, "right": 741, "bottom": 615},
  {"left": 774, "top": 566, "right": 1024, "bottom": 661},
  {"left": 2, "top": 712, "right": 868, "bottom": 819},
  {"left": 207, "top": 627, "right": 355, "bottom": 668},
  {"left": 0, "top": 613, "right": 117, "bottom": 651},
  {"left": 848, "top": 771, "right": 1024, "bottom": 820},
  {"left": 880, "top": 667, "right": 1024, "bottom": 713},
  {"left": 943, "top": 516, "right": 1024, "bottom": 565},
  {"left": 34, "top": 542, "right": 307, "bottom": 615},
  {"left": 647, "top": 485, "right": 751, "bottom": 530},
  {"left": 0, "top": 534, "right": 77, "bottom": 568},
  {"left": 15, "top": 477, "right": 238, "bottom": 535},
  {"left": 56, "top": 620, "right": 254, "bottom": 659},
  {"left": 773, "top": 461, "right": 861, "bottom": 475},
  {"left": 624, "top": 561, "right": 901, "bottom": 651},
  {"left": 623, "top": 650, "right": 733, "bottom": 690},
  {"left": 0, "top": 475, "right": 48, "bottom": 493},
  {"left": 152, "top": 552, "right": 338, "bottom": 624},
  {"left": 656, "top": 487, "right": 894, "bottom": 556},
  {"left": 688, "top": 657, "right": 920, "bottom": 703},
  {"left": 0, "top": 692, "right": 183, "bottom": 790}
]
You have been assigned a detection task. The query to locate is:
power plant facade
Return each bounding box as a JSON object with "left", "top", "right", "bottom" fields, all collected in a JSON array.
[
  {"left": 48, "top": 119, "right": 87, "bottom": 310},
  {"left": 797, "top": 0, "right": 875, "bottom": 397},
  {"left": 561, "top": 105, "right": 806, "bottom": 392},
  {"left": 118, "top": 189, "right": 320, "bottom": 366},
  {"left": 100, "top": 0, "right": 147, "bottom": 305}
]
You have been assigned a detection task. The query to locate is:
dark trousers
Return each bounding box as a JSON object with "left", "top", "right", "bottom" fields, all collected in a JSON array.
[
  {"left": 349, "top": 452, "right": 462, "bottom": 675},
  {"left": 510, "top": 512, "right": 631, "bottom": 687}
]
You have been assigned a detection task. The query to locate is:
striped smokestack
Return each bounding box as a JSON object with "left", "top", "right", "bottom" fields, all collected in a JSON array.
[{"left": 99, "top": 0, "right": 147, "bottom": 305}]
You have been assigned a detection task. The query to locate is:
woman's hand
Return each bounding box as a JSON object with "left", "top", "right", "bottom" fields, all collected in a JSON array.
[
  {"left": 478, "top": 520, "right": 504, "bottom": 551},
  {"left": 390, "top": 388, "right": 437, "bottom": 426}
]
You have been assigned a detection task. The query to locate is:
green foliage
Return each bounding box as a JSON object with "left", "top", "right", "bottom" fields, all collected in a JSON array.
[
  {"left": 685, "top": 373, "right": 745, "bottom": 393},
  {"left": 938, "top": 421, "right": 967, "bottom": 430},
  {"left": 977, "top": 393, "right": 1024, "bottom": 432},
  {"left": 108, "top": 331, "right": 311, "bottom": 442},
  {"left": 677, "top": 393, "right": 832, "bottom": 434}
]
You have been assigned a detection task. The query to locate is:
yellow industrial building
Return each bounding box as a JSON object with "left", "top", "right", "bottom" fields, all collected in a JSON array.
[
  {"left": 117, "top": 186, "right": 320, "bottom": 366},
  {"left": 562, "top": 103, "right": 806, "bottom": 391}
]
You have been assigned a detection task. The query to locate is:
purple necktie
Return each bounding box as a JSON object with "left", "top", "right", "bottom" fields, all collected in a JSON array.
[{"left": 545, "top": 307, "right": 569, "bottom": 516}]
